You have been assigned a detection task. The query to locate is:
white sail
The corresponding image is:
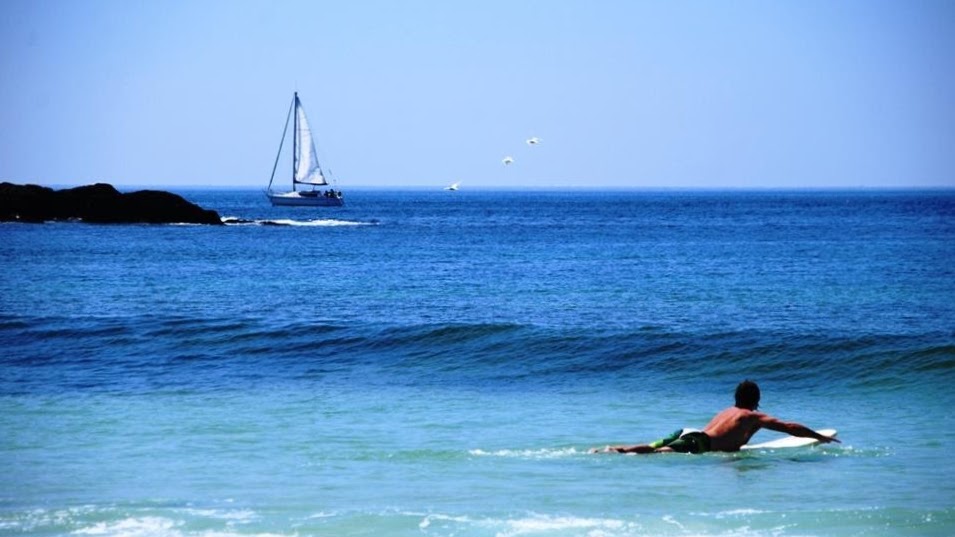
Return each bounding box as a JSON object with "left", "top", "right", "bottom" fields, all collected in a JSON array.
[{"left": 294, "top": 99, "right": 327, "bottom": 185}]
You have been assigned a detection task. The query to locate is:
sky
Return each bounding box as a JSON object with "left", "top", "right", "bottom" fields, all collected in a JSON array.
[{"left": 1, "top": 0, "right": 953, "bottom": 190}]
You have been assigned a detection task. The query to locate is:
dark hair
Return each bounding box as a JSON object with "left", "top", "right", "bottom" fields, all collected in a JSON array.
[{"left": 735, "top": 380, "right": 760, "bottom": 410}]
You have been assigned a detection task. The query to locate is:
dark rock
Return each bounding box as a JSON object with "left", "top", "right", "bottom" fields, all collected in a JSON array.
[{"left": 0, "top": 182, "right": 223, "bottom": 225}]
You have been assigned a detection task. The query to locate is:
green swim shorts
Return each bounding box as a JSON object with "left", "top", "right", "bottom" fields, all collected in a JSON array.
[{"left": 648, "top": 428, "right": 711, "bottom": 454}]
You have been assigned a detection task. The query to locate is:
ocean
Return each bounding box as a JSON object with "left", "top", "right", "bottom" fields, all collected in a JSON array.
[{"left": 1, "top": 189, "right": 953, "bottom": 536}]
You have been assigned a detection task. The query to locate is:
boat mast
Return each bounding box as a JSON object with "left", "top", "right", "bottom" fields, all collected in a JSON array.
[{"left": 292, "top": 92, "right": 299, "bottom": 192}]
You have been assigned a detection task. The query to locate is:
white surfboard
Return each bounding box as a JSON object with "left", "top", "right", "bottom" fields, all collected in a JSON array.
[{"left": 740, "top": 429, "right": 837, "bottom": 450}]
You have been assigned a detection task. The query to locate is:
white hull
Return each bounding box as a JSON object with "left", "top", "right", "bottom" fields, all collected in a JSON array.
[{"left": 266, "top": 191, "right": 344, "bottom": 207}]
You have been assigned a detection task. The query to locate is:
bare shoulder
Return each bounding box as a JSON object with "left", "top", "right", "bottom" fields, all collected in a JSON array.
[
  {"left": 706, "top": 407, "right": 756, "bottom": 433},
  {"left": 717, "top": 407, "right": 763, "bottom": 429},
  {"left": 719, "top": 406, "right": 757, "bottom": 421},
  {"left": 737, "top": 408, "right": 766, "bottom": 427}
]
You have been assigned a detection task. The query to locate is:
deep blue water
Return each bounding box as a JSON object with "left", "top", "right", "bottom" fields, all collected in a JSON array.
[{"left": 1, "top": 189, "right": 954, "bottom": 536}]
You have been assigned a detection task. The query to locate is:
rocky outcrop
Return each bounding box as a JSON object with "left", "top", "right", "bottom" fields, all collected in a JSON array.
[{"left": 0, "top": 182, "right": 223, "bottom": 225}]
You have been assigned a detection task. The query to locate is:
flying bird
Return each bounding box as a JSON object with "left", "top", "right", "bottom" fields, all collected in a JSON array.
[
  {"left": 526, "top": 137, "right": 541, "bottom": 145},
  {"left": 502, "top": 156, "right": 514, "bottom": 165}
]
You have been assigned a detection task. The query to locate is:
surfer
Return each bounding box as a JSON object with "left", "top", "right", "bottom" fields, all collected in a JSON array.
[{"left": 591, "top": 380, "right": 840, "bottom": 454}]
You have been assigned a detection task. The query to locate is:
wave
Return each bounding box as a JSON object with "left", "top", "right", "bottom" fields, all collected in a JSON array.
[
  {"left": 220, "top": 216, "right": 375, "bottom": 227},
  {"left": 1, "top": 315, "right": 952, "bottom": 393}
]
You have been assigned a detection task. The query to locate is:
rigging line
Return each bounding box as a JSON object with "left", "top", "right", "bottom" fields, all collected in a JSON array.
[{"left": 267, "top": 95, "right": 295, "bottom": 192}]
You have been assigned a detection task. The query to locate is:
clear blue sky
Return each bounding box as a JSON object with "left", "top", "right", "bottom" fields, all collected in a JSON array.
[{"left": 1, "top": 0, "right": 953, "bottom": 189}]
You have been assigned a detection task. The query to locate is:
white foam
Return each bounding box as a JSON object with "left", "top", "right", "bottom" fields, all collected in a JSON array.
[
  {"left": 73, "top": 516, "right": 180, "bottom": 536},
  {"left": 71, "top": 516, "right": 289, "bottom": 537},
  {"left": 220, "top": 216, "right": 373, "bottom": 227},
  {"left": 662, "top": 514, "right": 685, "bottom": 531},
  {"left": 468, "top": 447, "right": 580, "bottom": 459},
  {"left": 407, "top": 512, "right": 638, "bottom": 537},
  {"left": 268, "top": 218, "right": 370, "bottom": 227},
  {"left": 417, "top": 512, "right": 474, "bottom": 529},
  {"left": 305, "top": 511, "right": 338, "bottom": 519},
  {"left": 496, "top": 514, "right": 632, "bottom": 537},
  {"left": 199, "top": 532, "right": 288, "bottom": 537},
  {"left": 179, "top": 508, "right": 257, "bottom": 522},
  {"left": 715, "top": 509, "right": 766, "bottom": 519}
]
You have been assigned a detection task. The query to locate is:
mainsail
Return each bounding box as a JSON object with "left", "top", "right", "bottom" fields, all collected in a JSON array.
[{"left": 293, "top": 95, "right": 327, "bottom": 186}]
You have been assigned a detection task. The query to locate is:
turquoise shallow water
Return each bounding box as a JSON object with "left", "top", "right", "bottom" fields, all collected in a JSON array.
[{"left": 1, "top": 190, "right": 954, "bottom": 536}]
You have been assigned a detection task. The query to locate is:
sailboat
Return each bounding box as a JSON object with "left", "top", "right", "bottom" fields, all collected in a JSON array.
[{"left": 266, "top": 92, "right": 344, "bottom": 206}]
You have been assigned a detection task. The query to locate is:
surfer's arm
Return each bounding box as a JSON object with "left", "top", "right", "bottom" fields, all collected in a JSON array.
[{"left": 757, "top": 415, "right": 841, "bottom": 443}]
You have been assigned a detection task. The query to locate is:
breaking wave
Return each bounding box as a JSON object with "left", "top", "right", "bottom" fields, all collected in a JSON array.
[{"left": 221, "top": 216, "right": 376, "bottom": 227}]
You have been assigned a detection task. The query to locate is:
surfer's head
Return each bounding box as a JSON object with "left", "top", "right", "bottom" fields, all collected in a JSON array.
[{"left": 735, "top": 380, "right": 760, "bottom": 410}]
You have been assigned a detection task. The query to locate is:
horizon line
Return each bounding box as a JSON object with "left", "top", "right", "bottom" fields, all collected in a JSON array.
[{"left": 5, "top": 179, "right": 955, "bottom": 193}]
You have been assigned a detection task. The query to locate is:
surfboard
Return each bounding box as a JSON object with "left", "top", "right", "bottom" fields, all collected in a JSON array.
[{"left": 740, "top": 429, "right": 837, "bottom": 450}]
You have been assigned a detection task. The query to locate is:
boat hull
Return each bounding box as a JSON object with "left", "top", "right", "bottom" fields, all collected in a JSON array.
[{"left": 266, "top": 191, "right": 344, "bottom": 207}]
